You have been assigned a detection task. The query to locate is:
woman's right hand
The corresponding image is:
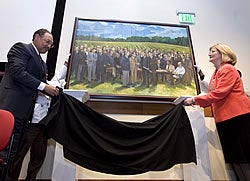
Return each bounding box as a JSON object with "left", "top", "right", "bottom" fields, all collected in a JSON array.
[{"left": 184, "top": 97, "right": 195, "bottom": 106}]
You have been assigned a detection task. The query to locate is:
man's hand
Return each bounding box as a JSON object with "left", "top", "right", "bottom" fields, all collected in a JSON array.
[{"left": 44, "top": 84, "right": 59, "bottom": 96}]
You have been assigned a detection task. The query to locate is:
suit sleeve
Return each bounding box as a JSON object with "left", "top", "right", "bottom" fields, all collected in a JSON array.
[{"left": 7, "top": 43, "right": 42, "bottom": 90}]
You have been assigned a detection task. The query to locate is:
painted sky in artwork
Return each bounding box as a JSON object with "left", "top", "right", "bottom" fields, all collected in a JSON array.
[{"left": 77, "top": 19, "right": 188, "bottom": 39}]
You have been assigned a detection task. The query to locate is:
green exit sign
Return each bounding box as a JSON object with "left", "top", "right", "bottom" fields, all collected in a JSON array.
[{"left": 177, "top": 12, "right": 195, "bottom": 24}]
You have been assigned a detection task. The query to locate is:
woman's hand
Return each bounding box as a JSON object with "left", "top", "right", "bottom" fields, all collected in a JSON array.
[{"left": 184, "top": 97, "right": 195, "bottom": 106}]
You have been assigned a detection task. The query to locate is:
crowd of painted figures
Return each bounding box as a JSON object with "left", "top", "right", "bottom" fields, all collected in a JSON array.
[{"left": 70, "top": 44, "right": 194, "bottom": 88}]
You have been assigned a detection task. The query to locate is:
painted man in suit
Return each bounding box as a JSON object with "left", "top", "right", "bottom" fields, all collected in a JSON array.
[{"left": 0, "top": 28, "right": 59, "bottom": 180}]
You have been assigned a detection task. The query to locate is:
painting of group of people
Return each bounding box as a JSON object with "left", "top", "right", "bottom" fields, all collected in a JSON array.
[
  {"left": 70, "top": 45, "right": 193, "bottom": 84},
  {"left": 66, "top": 18, "right": 199, "bottom": 98}
]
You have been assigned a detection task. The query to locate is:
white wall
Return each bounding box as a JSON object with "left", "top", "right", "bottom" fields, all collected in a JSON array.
[
  {"left": 0, "top": 0, "right": 57, "bottom": 61},
  {"left": 57, "top": 0, "right": 250, "bottom": 91}
]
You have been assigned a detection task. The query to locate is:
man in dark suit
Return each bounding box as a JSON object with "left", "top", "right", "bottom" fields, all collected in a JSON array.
[{"left": 0, "top": 28, "right": 59, "bottom": 181}]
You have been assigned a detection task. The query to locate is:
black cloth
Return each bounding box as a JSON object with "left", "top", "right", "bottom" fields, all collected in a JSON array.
[
  {"left": 39, "top": 91, "right": 196, "bottom": 175},
  {"left": 216, "top": 113, "right": 250, "bottom": 163}
]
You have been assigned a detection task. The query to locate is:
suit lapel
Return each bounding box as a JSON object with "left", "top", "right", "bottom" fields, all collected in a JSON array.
[
  {"left": 29, "top": 44, "right": 47, "bottom": 81},
  {"left": 39, "top": 55, "right": 47, "bottom": 82}
]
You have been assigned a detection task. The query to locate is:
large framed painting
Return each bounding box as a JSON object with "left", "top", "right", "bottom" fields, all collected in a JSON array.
[{"left": 66, "top": 17, "right": 200, "bottom": 103}]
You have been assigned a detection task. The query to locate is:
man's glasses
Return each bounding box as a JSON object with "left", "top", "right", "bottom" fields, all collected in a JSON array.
[{"left": 42, "top": 38, "right": 54, "bottom": 48}]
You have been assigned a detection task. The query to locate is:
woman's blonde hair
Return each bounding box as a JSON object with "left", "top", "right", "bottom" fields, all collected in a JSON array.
[{"left": 209, "top": 43, "right": 237, "bottom": 65}]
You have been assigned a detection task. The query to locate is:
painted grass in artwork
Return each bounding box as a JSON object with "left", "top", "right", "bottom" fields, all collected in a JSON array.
[{"left": 69, "top": 78, "right": 197, "bottom": 98}]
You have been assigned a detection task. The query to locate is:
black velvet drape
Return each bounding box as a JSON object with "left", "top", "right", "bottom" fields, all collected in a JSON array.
[{"left": 39, "top": 91, "right": 196, "bottom": 175}]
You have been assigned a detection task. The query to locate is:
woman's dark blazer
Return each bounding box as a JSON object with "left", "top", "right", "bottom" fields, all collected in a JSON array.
[{"left": 0, "top": 42, "right": 47, "bottom": 120}]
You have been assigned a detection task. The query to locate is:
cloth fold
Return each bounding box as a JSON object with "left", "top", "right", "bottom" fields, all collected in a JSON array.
[{"left": 39, "top": 91, "right": 196, "bottom": 175}]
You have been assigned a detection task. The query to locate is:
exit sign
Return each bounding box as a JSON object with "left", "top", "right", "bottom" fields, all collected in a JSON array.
[{"left": 177, "top": 12, "right": 195, "bottom": 24}]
